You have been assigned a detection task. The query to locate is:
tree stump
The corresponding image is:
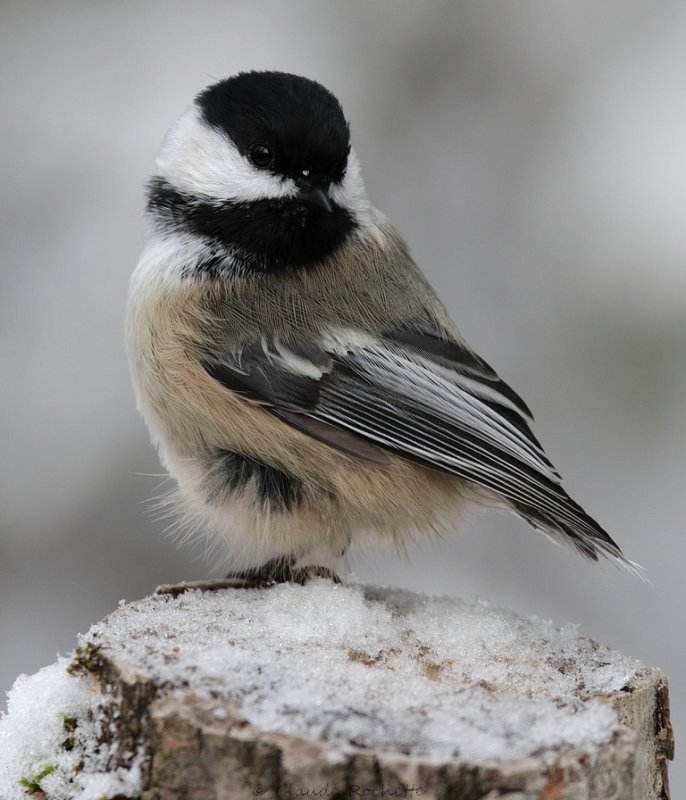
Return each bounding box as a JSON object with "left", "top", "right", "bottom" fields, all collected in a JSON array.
[{"left": 0, "top": 582, "right": 673, "bottom": 799}]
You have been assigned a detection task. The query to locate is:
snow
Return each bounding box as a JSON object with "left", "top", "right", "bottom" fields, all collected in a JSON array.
[
  {"left": 0, "top": 658, "right": 142, "bottom": 800},
  {"left": 0, "top": 582, "right": 643, "bottom": 798}
]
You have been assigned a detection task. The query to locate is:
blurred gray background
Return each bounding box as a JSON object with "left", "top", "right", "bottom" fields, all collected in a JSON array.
[{"left": 1, "top": 0, "right": 683, "bottom": 791}]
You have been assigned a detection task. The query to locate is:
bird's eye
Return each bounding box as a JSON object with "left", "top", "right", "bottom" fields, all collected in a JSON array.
[{"left": 249, "top": 144, "right": 273, "bottom": 168}]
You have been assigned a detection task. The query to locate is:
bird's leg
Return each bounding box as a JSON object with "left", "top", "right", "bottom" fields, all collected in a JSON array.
[
  {"left": 225, "top": 556, "right": 296, "bottom": 586},
  {"left": 155, "top": 558, "right": 290, "bottom": 595},
  {"left": 156, "top": 557, "right": 341, "bottom": 597},
  {"left": 227, "top": 557, "right": 341, "bottom": 586},
  {"left": 288, "top": 565, "right": 341, "bottom": 585}
]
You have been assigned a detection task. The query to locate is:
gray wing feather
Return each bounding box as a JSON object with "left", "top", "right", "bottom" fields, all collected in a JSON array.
[
  {"left": 204, "top": 330, "right": 559, "bottom": 486},
  {"left": 203, "top": 328, "right": 631, "bottom": 566}
]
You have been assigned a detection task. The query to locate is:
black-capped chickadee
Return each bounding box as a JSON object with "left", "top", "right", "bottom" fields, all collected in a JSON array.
[{"left": 127, "top": 71, "right": 639, "bottom": 584}]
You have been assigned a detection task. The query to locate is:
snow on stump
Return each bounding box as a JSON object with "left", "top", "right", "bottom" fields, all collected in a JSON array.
[{"left": 0, "top": 583, "right": 673, "bottom": 799}]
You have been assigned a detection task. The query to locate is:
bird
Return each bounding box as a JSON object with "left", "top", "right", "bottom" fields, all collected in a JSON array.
[{"left": 126, "top": 70, "right": 639, "bottom": 585}]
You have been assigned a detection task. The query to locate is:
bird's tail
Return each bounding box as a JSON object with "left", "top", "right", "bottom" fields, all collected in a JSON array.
[{"left": 512, "top": 493, "right": 646, "bottom": 580}]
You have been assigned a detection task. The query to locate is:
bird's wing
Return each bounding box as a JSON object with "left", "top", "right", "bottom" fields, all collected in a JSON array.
[{"left": 204, "top": 326, "right": 629, "bottom": 566}]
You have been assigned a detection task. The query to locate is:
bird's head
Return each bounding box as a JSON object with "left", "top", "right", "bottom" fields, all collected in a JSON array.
[{"left": 148, "top": 71, "right": 375, "bottom": 273}]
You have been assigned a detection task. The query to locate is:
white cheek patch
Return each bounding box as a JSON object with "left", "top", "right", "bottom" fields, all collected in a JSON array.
[
  {"left": 155, "top": 105, "right": 298, "bottom": 203},
  {"left": 329, "top": 149, "right": 366, "bottom": 210},
  {"left": 330, "top": 148, "right": 386, "bottom": 236}
]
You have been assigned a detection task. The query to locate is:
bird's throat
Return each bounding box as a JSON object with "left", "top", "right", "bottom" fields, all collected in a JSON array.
[{"left": 146, "top": 178, "right": 357, "bottom": 275}]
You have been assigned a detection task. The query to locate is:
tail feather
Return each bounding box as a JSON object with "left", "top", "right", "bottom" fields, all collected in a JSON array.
[{"left": 513, "top": 494, "right": 647, "bottom": 580}]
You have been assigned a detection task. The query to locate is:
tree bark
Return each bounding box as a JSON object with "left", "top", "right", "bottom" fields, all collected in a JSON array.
[{"left": 70, "top": 582, "right": 673, "bottom": 800}]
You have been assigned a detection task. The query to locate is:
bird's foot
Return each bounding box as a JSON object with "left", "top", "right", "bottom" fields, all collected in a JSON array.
[
  {"left": 156, "top": 560, "right": 341, "bottom": 596},
  {"left": 288, "top": 565, "right": 341, "bottom": 585},
  {"left": 226, "top": 557, "right": 341, "bottom": 587},
  {"left": 224, "top": 557, "right": 294, "bottom": 586},
  {"left": 155, "top": 578, "right": 265, "bottom": 597}
]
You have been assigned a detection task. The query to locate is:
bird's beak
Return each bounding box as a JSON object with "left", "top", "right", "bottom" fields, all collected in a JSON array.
[{"left": 299, "top": 184, "right": 333, "bottom": 213}]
